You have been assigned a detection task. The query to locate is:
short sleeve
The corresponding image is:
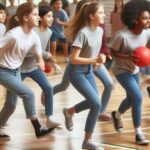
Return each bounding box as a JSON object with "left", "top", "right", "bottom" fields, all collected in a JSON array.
[
  {"left": 61, "top": 10, "right": 69, "bottom": 22},
  {"left": 0, "top": 31, "right": 15, "bottom": 48},
  {"left": 72, "top": 32, "right": 86, "bottom": 49},
  {"left": 31, "top": 32, "right": 42, "bottom": 55},
  {"left": 108, "top": 31, "right": 124, "bottom": 52}
]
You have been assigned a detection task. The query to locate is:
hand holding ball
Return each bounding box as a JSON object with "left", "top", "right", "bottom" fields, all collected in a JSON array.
[{"left": 134, "top": 46, "right": 150, "bottom": 67}]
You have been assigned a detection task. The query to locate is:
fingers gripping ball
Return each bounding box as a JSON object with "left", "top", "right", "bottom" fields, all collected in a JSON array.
[
  {"left": 44, "top": 63, "right": 52, "bottom": 73},
  {"left": 134, "top": 46, "right": 150, "bottom": 67}
]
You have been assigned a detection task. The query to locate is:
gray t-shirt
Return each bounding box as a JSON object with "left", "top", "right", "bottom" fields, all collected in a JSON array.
[
  {"left": 21, "top": 27, "right": 52, "bottom": 73},
  {"left": 109, "top": 28, "right": 150, "bottom": 75},
  {"left": 72, "top": 26, "right": 103, "bottom": 58}
]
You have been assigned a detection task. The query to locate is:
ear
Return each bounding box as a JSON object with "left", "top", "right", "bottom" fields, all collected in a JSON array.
[
  {"left": 23, "top": 16, "right": 29, "bottom": 22},
  {"left": 134, "top": 19, "right": 138, "bottom": 25},
  {"left": 89, "top": 14, "right": 94, "bottom": 20}
]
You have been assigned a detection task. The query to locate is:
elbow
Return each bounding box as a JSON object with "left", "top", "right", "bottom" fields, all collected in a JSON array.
[
  {"left": 70, "top": 58, "right": 77, "bottom": 64},
  {"left": 70, "top": 56, "right": 78, "bottom": 64}
]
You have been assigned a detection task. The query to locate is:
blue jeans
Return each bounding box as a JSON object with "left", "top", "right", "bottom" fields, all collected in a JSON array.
[
  {"left": 21, "top": 68, "right": 53, "bottom": 116},
  {"left": 0, "top": 67, "right": 36, "bottom": 126},
  {"left": 54, "top": 63, "right": 113, "bottom": 113},
  {"left": 116, "top": 72, "right": 142, "bottom": 127},
  {"left": 69, "top": 64, "right": 101, "bottom": 133},
  {"left": 53, "top": 63, "right": 70, "bottom": 94},
  {"left": 94, "top": 64, "right": 113, "bottom": 113}
]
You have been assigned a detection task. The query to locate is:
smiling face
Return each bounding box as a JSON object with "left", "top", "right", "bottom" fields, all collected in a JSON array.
[
  {"left": 52, "top": 0, "right": 62, "bottom": 11},
  {"left": 0, "top": 10, "right": 6, "bottom": 23},
  {"left": 136, "top": 10, "right": 150, "bottom": 30},
  {"left": 40, "top": 11, "right": 53, "bottom": 27},
  {"left": 90, "top": 5, "right": 105, "bottom": 26},
  {"left": 24, "top": 7, "right": 40, "bottom": 28}
]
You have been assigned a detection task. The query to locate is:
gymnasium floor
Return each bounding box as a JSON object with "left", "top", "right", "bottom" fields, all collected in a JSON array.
[{"left": 0, "top": 56, "right": 149, "bottom": 150}]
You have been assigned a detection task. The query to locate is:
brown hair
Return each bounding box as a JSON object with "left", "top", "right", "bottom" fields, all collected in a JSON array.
[
  {"left": 65, "top": 2, "right": 103, "bottom": 41},
  {"left": 7, "top": 2, "right": 37, "bottom": 30}
]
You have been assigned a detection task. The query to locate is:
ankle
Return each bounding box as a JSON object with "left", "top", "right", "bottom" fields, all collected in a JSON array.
[
  {"left": 31, "top": 119, "right": 41, "bottom": 132},
  {"left": 115, "top": 111, "right": 122, "bottom": 119}
]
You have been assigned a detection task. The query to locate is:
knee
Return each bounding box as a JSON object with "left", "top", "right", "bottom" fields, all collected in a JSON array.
[
  {"left": 91, "top": 100, "right": 101, "bottom": 110},
  {"left": 44, "top": 84, "right": 53, "bottom": 94},
  {"left": 23, "top": 90, "right": 35, "bottom": 101},
  {"left": 104, "top": 80, "right": 114, "bottom": 90}
]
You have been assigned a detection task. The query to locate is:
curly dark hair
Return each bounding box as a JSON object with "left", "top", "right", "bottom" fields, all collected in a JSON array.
[{"left": 121, "top": 0, "right": 149, "bottom": 29}]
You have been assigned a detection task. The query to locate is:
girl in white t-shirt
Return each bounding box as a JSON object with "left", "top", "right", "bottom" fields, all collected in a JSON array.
[{"left": 0, "top": 2, "right": 55, "bottom": 140}]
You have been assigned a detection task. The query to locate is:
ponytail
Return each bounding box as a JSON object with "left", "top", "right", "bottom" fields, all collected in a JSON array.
[
  {"left": 65, "top": 2, "right": 90, "bottom": 42},
  {"left": 65, "top": 2, "right": 102, "bottom": 42},
  {"left": 7, "top": 15, "right": 20, "bottom": 30},
  {"left": 7, "top": 2, "right": 37, "bottom": 30}
]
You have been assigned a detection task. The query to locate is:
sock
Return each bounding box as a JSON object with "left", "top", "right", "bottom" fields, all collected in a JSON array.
[
  {"left": 135, "top": 127, "right": 142, "bottom": 135},
  {"left": 31, "top": 119, "right": 41, "bottom": 132},
  {"left": 115, "top": 111, "right": 122, "bottom": 119}
]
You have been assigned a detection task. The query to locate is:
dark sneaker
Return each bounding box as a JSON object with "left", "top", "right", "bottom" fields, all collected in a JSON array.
[
  {"left": 111, "top": 111, "right": 123, "bottom": 132},
  {"left": 147, "top": 86, "right": 150, "bottom": 98},
  {"left": 136, "top": 134, "right": 149, "bottom": 145},
  {"left": 35, "top": 127, "right": 55, "bottom": 139},
  {"left": 63, "top": 108, "right": 73, "bottom": 131},
  {"left": 0, "top": 132, "right": 10, "bottom": 140},
  {"left": 82, "top": 140, "right": 104, "bottom": 150}
]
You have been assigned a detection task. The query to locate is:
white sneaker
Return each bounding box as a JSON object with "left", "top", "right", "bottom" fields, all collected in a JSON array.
[
  {"left": 51, "top": 63, "right": 62, "bottom": 73},
  {"left": 46, "top": 118, "right": 61, "bottom": 128}
]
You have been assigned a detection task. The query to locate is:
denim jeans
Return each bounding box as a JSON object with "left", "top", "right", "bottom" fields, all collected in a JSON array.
[
  {"left": 116, "top": 72, "right": 142, "bottom": 127},
  {"left": 53, "top": 63, "right": 70, "bottom": 94},
  {"left": 21, "top": 68, "right": 53, "bottom": 116},
  {"left": 54, "top": 63, "right": 113, "bottom": 113},
  {"left": 94, "top": 64, "right": 113, "bottom": 113},
  {"left": 0, "top": 67, "right": 36, "bottom": 126},
  {"left": 69, "top": 64, "right": 101, "bottom": 133}
]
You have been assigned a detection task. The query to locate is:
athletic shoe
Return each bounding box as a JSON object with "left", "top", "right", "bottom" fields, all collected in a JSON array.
[
  {"left": 98, "top": 113, "right": 112, "bottom": 121},
  {"left": 63, "top": 108, "right": 73, "bottom": 131},
  {"left": 35, "top": 127, "right": 55, "bottom": 139},
  {"left": 46, "top": 118, "right": 61, "bottom": 128},
  {"left": 136, "top": 134, "right": 149, "bottom": 145},
  {"left": 82, "top": 140, "right": 104, "bottom": 150},
  {"left": 0, "top": 131, "right": 10, "bottom": 140},
  {"left": 111, "top": 111, "right": 123, "bottom": 132}
]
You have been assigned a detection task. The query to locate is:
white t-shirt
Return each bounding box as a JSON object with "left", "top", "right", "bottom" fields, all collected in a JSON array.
[
  {"left": 0, "top": 23, "right": 6, "bottom": 37},
  {"left": 21, "top": 27, "right": 52, "bottom": 73},
  {"left": 0, "top": 26, "right": 42, "bottom": 69}
]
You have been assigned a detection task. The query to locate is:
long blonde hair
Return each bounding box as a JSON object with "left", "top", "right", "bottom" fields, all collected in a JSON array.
[
  {"left": 7, "top": 2, "right": 37, "bottom": 30},
  {"left": 65, "top": 2, "right": 103, "bottom": 42}
]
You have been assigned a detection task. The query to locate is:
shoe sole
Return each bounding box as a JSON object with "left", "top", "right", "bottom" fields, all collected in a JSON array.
[
  {"left": 47, "top": 123, "right": 61, "bottom": 128},
  {"left": 63, "top": 109, "right": 73, "bottom": 131},
  {"left": 111, "top": 112, "right": 123, "bottom": 132},
  {"left": 82, "top": 146, "right": 104, "bottom": 150},
  {"left": 0, "top": 137, "right": 10, "bottom": 141},
  {"left": 136, "top": 141, "right": 149, "bottom": 145}
]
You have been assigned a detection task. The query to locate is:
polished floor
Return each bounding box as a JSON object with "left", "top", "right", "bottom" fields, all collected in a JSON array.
[{"left": 0, "top": 57, "right": 150, "bottom": 150}]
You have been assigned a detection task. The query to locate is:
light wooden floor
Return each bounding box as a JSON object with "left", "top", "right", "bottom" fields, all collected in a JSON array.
[{"left": 0, "top": 56, "right": 150, "bottom": 150}]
